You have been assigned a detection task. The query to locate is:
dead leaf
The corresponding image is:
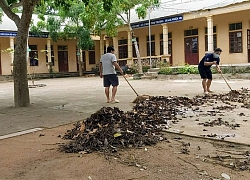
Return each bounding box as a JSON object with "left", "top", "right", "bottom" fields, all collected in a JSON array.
[{"left": 80, "top": 123, "right": 85, "bottom": 132}]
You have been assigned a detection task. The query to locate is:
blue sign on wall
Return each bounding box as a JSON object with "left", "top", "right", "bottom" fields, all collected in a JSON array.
[
  {"left": 131, "top": 15, "right": 183, "bottom": 29},
  {"left": 0, "top": 31, "right": 49, "bottom": 38}
]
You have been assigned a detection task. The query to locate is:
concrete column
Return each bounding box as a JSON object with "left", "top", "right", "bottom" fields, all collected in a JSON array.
[
  {"left": 47, "top": 38, "right": 52, "bottom": 71},
  {"left": 80, "top": 49, "right": 85, "bottom": 71},
  {"left": 161, "top": 24, "right": 171, "bottom": 64},
  {"left": 100, "top": 34, "right": 104, "bottom": 56},
  {"left": 127, "top": 30, "right": 133, "bottom": 59},
  {"left": 207, "top": 15, "right": 214, "bottom": 52},
  {"left": 113, "top": 37, "right": 118, "bottom": 58},
  {"left": 9, "top": 37, "right": 14, "bottom": 66},
  {"left": 105, "top": 36, "right": 109, "bottom": 51},
  {"left": 162, "top": 24, "right": 169, "bottom": 55},
  {"left": 47, "top": 38, "right": 52, "bottom": 63}
]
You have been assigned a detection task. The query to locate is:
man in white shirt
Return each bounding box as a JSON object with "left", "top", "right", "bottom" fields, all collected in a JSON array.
[{"left": 99, "top": 46, "right": 124, "bottom": 103}]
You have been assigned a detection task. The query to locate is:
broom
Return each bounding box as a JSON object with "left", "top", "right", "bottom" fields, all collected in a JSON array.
[{"left": 123, "top": 75, "right": 150, "bottom": 103}]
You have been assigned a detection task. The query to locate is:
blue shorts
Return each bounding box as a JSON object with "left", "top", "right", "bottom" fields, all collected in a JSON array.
[
  {"left": 103, "top": 74, "right": 119, "bottom": 87},
  {"left": 198, "top": 67, "right": 212, "bottom": 79}
]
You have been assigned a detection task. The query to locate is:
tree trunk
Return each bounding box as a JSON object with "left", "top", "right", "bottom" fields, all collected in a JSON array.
[
  {"left": 13, "top": 1, "right": 37, "bottom": 107},
  {"left": 77, "top": 39, "right": 83, "bottom": 77},
  {"left": 129, "top": 25, "right": 143, "bottom": 74},
  {"left": 13, "top": 23, "right": 30, "bottom": 107}
]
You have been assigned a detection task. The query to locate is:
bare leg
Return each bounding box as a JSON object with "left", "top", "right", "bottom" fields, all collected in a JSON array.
[
  {"left": 202, "top": 79, "right": 208, "bottom": 92},
  {"left": 207, "top": 79, "right": 212, "bottom": 92},
  {"left": 105, "top": 87, "right": 110, "bottom": 102},
  {"left": 111, "top": 86, "right": 117, "bottom": 101}
]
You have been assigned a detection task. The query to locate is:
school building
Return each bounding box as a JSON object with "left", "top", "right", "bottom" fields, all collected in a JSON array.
[{"left": 0, "top": 0, "right": 250, "bottom": 75}]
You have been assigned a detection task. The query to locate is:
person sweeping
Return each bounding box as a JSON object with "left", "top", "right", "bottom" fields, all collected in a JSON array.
[
  {"left": 99, "top": 46, "right": 124, "bottom": 103},
  {"left": 198, "top": 48, "right": 222, "bottom": 95}
]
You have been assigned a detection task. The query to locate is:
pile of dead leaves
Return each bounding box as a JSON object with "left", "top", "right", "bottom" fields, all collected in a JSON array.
[
  {"left": 59, "top": 96, "right": 205, "bottom": 153},
  {"left": 60, "top": 88, "right": 250, "bottom": 154}
]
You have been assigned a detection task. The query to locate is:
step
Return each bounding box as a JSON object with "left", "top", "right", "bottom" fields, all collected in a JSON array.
[
  {"left": 145, "top": 72, "right": 158, "bottom": 77},
  {"left": 147, "top": 68, "right": 160, "bottom": 72}
]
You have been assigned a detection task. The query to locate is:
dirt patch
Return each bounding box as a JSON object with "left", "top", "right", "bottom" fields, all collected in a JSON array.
[{"left": 0, "top": 123, "right": 250, "bottom": 180}]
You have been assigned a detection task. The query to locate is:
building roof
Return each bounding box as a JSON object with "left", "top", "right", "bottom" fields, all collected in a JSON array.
[
  {"left": 129, "top": 0, "right": 248, "bottom": 23},
  {"left": 0, "top": 13, "right": 41, "bottom": 32},
  {"left": 0, "top": 0, "right": 248, "bottom": 32}
]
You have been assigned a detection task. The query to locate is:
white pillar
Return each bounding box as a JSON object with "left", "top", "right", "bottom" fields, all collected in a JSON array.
[
  {"left": 10, "top": 37, "right": 14, "bottom": 65},
  {"left": 80, "top": 49, "right": 84, "bottom": 71},
  {"left": 162, "top": 24, "right": 169, "bottom": 55},
  {"left": 207, "top": 15, "right": 214, "bottom": 52},
  {"left": 100, "top": 34, "right": 104, "bottom": 56},
  {"left": 105, "top": 36, "right": 109, "bottom": 51},
  {"left": 127, "top": 30, "right": 132, "bottom": 59},
  {"left": 47, "top": 38, "right": 52, "bottom": 63},
  {"left": 113, "top": 37, "right": 118, "bottom": 58}
]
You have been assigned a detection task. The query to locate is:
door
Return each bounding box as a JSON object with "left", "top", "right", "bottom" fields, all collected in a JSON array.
[
  {"left": 248, "top": 29, "right": 250, "bottom": 63},
  {"left": 58, "top": 46, "right": 68, "bottom": 72},
  {"left": 184, "top": 37, "right": 199, "bottom": 65},
  {"left": 168, "top": 39, "right": 173, "bottom": 65}
]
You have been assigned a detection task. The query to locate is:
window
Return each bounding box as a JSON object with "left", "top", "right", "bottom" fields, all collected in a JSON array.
[
  {"left": 118, "top": 39, "right": 128, "bottom": 59},
  {"left": 147, "top": 35, "right": 155, "bottom": 56},
  {"left": 184, "top": 29, "right": 198, "bottom": 36},
  {"left": 89, "top": 46, "right": 96, "bottom": 64},
  {"left": 205, "top": 26, "right": 217, "bottom": 51},
  {"left": 29, "top": 45, "right": 38, "bottom": 66},
  {"left": 229, "top": 22, "right": 242, "bottom": 31},
  {"left": 160, "top": 33, "right": 172, "bottom": 55},
  {"left": 229, "top": 22, "right": 242, "bottom": 53},
  {"left": 46, "top": 45, "right": 54, "bottom": 66},
  {"left": 132, "top": 37, "right": 139, "bottom": 58},
  {"left": 58, "top": 46, "right": 67, "bottom": 51}
]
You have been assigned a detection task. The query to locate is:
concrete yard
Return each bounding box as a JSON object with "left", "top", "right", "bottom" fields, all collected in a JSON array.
[{"left": 1, "top": 76, "right": 250, "bottom": 180}]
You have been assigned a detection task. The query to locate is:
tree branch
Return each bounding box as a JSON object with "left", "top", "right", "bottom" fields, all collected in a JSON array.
[
  {"left": 10, "top": 1, "right": 23, "bottom": 9},
  {"left": 118, "top": 13, "right": 128, "bottom": 24},
  {"left": 0, "top": 0, "right": 20, "bottom": 25}
]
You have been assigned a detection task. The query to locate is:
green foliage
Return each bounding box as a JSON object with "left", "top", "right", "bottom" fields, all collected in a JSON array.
[
  {"left": 127, "top": 65, "right": 139, "bottom": 74},
  {"left": 159, "top": 65, "right": 199, "bottom": 75},
  {"left": 77, "top": 27, "right": 94, "bottom": 50},
  {"left": 46, "top": 16, "right": 62, "bottom": 41},
  {"left": 177, "top": 65, "right": 199, "bottom": 74},
  {"left": 142, "top": 65, "right": 150, "bottom": 72},
  {"left": 0, "top": 11, "right": 2, "bottom": 23},
  {"left": 6, "top": 0, "right": 18, "bottom": 5},
  {"left": 158, "top": 67, "right": 173, "bottom": 75}
]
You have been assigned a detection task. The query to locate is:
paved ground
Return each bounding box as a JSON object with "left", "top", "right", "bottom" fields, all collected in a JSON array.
[
  {"left": 1, "top": 75, "right": 250, "bottom": 180},
  {"left": 0, "top": 75, "right": 250, "bottom": 142}
]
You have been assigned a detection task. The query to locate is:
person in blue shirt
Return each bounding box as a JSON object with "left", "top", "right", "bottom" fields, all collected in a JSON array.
[{"left": 198, "top": 48, "right": 222, "bottom": 95}]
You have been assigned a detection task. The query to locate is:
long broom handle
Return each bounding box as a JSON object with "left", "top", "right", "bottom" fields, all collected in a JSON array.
[
  {"left": 123, "top": 75, "right": 139, "bottom": 96},
  {"left": 220, "top": 72, "right": 233, "bottom": 91}
]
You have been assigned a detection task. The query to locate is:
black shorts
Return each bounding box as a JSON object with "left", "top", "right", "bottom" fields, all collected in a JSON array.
[
  {"left": 103, "top": 74, "right": 119, "bottom": 87},
  {"left": 198, "top": 67, "right": 212, "bottom": 79}
]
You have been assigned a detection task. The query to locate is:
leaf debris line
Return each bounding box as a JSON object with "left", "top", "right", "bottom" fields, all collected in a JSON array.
[{"left": 59, "top": 88, "right": 250, "bottom": 154}]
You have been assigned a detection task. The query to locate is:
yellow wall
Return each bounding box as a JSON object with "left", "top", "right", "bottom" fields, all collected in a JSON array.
[
  {"left": 0, "top": 37, "right": 101, "bottom": 75},
  {"left": 2, "top": 3, "right": 250, "bottom": 75},
  {"left": 1, "top": 37, "right": 13, "bottom": 75},
  {"left": 114, "top": 9, "right": 250, "bottom": 66}
]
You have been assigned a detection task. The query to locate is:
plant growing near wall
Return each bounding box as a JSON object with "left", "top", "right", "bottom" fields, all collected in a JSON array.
[{"left": 158, "top": 67, "right": 173, "bottom": 75}]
